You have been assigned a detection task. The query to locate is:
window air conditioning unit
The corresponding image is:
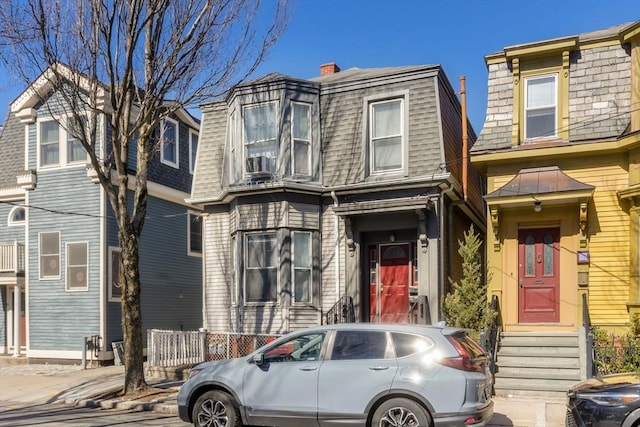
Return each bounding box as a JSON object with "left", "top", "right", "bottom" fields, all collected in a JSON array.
[{"left": 246, "top": 156, "right": 272, "bottom": 174}]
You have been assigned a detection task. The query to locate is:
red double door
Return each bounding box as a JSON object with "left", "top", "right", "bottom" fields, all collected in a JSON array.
[
  {"left": 518, "top": 228, "right": 560, "bottom": 323},
  {"left": 369, "top": 243, "right": 412, "bottom": 323}
]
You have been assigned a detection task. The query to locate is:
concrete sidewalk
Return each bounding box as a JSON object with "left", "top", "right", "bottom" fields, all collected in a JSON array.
[{"left": 0, "top": 361, "right": 566, "bottom": 426}]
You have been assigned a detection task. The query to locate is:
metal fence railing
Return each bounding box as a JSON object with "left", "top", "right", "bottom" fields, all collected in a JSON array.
[
  {"left": 206, "top": 333, "right": 281, "bottom": 361},
  {"left": 593, "top": 337, "right": 640, "bottom": 376}
]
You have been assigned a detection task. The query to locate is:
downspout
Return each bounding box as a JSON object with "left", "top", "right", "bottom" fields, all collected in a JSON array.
[
  {"left": 330, "top": 191, "right": 341, "bottom": 302},
  {"left": 460, "top": 76, "right": 469, "bottom": 202}
]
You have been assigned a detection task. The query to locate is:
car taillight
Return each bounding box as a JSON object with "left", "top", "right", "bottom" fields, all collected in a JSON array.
[{"left": 439, "top": 336, "right": 484, "bottom": 372}]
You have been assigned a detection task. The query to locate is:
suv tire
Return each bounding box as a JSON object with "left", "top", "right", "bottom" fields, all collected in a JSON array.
[
  {"left": 192, "top": 390, "right": 242, "bottom": 427},
  {"left": 372, "top": 397, "right": 432, "bottom": 427}
]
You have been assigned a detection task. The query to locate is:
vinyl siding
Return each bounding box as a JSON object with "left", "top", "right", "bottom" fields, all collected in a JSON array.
[
  {"left": 105, "top": 195, "right": 202, "bottom": 344},
  {"left": 28, "top": 168, "right": 101, "bottom": 351},
  {"left": 0, "top": 202, "right": 26, "bottom": 243},
  {"left": 202, "top": 209, "right": 233, "bottom": 333}
]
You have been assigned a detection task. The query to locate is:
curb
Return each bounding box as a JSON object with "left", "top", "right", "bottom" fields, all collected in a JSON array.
[{"left": 67, "top": 396, "right": 179, "bottom": 415}]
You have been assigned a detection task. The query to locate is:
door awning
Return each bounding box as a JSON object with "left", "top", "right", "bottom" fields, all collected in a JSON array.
[
  {"left": 485, "top": 166, "right": 594, "bottom": 250},
  {"left": 485, "top": 166, "right": 594, "bottom": 208}
]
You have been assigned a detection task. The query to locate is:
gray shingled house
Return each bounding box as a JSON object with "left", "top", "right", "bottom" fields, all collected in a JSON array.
[{"left": 189, "top": 63, "right": 485, "bottom": 334}]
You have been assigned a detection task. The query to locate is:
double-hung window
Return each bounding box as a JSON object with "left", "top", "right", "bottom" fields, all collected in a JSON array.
[
  {"left": 369, "top": 99, "right": 403, "bottom": 174},
  {"left": 66, "top": 242, "right": 88, "bottom": 291},
  {"left": 243, "top": 103, "right": 277, "bottom": 174},
  {"left": 40, "top": 121, "right": 60, "bottom": 167},
  {"left": 39, "top": 232, "right": 60, "bottom": 279},
  {"left": 292, "top": 231, "right": 312, "bottom": 303},
  {"left": 292, "top": 102, "right": 311, "bottom": 176},
  {"left": 161, "top": 118, "right": 179, "bottom": 168},
  {"left": 245, "top": 233, "right": 277, "bottom": 303},
  {"left": 189, "top": 130, "right": 199, "bottom": 174},
  {"left": 524, "top": 74, "right": 557, "bottom": 139},
  {"left": 188, "top": 213, "right": 202, "bottom": 256},
  {"left": 109, "top": 247, "right": 122, "bottom": 301},
  {"left": 67, "top": 116, "right": 87, "bottom": 163},
  {"left": 39, "top": 117, "right": 88, "bottom": 168}
]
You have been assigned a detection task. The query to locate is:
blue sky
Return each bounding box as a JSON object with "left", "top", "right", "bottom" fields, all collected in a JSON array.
[{"left": 0, "top": 0, "right": 638, "bottom": 132}]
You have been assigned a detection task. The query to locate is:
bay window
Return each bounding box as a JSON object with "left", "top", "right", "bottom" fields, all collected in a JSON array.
[
  {"left": 292, "top": 231, "right": 312, "bottom": 303},
  {"left": 292, "top": 102, "right": 311, "bottom": 176},
  {"left": 243, "top": 103, "right": 277, "bottom": 174},
  {"left": 245, "top": 233, "right": 278, "bottom": 303}
]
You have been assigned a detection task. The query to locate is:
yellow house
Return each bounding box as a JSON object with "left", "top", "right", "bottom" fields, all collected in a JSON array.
[{"left": 471, "top": 21, "right": 640, "bottom": 396}]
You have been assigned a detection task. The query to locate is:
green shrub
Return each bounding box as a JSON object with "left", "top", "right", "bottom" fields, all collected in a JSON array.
[
  {"left": 593, "top": 315, "right": 640, "bottom": 375},
  {"left": 442, "top": 225, "right": 495, "bottom": 340}
]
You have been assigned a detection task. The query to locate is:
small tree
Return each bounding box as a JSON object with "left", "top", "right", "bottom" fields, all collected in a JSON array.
[{"left": 442, "top": 225, "right": 493, "bottom": 337}]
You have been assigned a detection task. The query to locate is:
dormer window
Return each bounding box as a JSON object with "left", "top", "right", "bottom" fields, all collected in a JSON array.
[
  {"left": 161, "top": 118, "right": 179, "bottom": 168},
  {"left": 243, "top": 102, "right": 277, "bottom": 175},
  {"left": 292, "top": 102, "right": 311, "bottom": 176},
  {"left": 525, "top": 74, "right": 557, "bottom": 139},
  {"left": 369, "top": 98, "right": 404, "bottom": 174}
]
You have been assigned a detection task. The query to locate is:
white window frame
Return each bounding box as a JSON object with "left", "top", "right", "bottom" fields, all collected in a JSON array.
[
  {"left": 160, "top": 117, "right": 179, "bottom": 168},
  {"left": 66, "top": 241, "right": 88, "bottom": 292},
  {"left": 108, "top": 246, "right": 122, "bottom": 301},
  {"left": 524, "top": 74, "right": 558, "bottom": 140},
  {"left": 7, "top": 206, "right": 26, "bottom": 226},
  {"left": 292, "top": 231, "right": 312, "bottom": 304},
  {"left": 37, "top": 116, "right": 88, "bottom": 169},
  {"left": 367, "top": 97, "right": 406, "bottom": 175},
  {"left": 187, "top": 212, "right": 202, "bottom": 257},
  {"left": 291, "top": 102, "right": 312, "bottom": 177},
  {"left": 189, "top": 129, "right": 199, "bottom": 174},
  {"left": 39, "top": 231, "right": 61, "bottom": 280},
  {"left": 66, "top": 115, "right": 88, "bottom": 165},
  {"left": 243, "top": 101, "right": 278, "bottom": 175},
  {"left": 244, "top": 232, "right": 278, "bottom": 304}
]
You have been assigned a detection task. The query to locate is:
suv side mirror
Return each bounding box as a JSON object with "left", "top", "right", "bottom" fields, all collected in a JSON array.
[{"left": 252, "top": 353, "right": 265, "bottom": 366}]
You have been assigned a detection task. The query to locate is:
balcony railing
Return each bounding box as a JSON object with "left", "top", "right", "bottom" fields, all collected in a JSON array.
[{"left": 0, "top": 241, "right": 25, "bottom": 273}]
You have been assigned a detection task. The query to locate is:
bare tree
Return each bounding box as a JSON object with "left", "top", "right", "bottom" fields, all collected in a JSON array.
[{"left": 0, "top": 0, "right": 288, "bottom": 393}]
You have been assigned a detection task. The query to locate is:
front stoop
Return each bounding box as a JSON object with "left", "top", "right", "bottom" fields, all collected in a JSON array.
[{"left": 493, "top": 332, "right": 581, "bottom": 398}]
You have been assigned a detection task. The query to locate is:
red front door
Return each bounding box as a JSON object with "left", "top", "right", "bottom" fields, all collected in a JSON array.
[
  {"left": 370, "top": 243, "right": 410, "bottom": 323},
  {"left": 518, "top": 228, "right": 560, "bottom": 323}
]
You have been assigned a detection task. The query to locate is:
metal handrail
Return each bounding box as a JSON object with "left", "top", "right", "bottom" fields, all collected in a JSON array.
[
  {"left": 583, "top": 293, "right": 594, "bottom": 378},
  {"left": 324, "top": 296, "right": 355, "bottom": 324}
]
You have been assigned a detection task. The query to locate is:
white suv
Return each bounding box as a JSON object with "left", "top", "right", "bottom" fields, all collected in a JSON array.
[{"left": 178, "top": 323, "right": 494, "bottom": 427}]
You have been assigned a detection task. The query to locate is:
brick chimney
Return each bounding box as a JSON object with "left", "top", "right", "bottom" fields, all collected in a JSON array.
[{"left": 320, "top": 62, "right": 340, "bottom": 76}]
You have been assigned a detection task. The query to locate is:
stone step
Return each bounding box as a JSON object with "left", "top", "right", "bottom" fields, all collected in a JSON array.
[
  {"left": 495, "top": 377, "right": 577, "bottom": 392},
  {"left": 498, "top": 355, "right": 580, "bottom": 369},
  {"left": 499, "top": 335, "right": 578, "bottom": 347},
  {"left": 495, "top": 366, "right": 580, "bottom": 381},
  {"left": 497, "top": 345, "right": 579, "bottom": 358},
  {"left": 493, "top": 387, "right": 569, "bottom": 399}
]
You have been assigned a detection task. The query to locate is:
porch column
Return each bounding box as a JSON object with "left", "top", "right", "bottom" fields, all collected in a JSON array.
[{"left": 13, "top": 284, "right": 20, "bottom": 357}]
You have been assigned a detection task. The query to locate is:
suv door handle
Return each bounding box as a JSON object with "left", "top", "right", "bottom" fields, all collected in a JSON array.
[
  {"left": 299, "top": 366, "right": 318, "bottom": 371},
  {"left": 369, "top": 366, "right": 390, "bottom": 371}
]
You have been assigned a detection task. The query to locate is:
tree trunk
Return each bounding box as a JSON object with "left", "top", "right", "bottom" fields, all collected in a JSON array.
[{"left": 120, "top": 228, "right": 147, "bottom": 393}]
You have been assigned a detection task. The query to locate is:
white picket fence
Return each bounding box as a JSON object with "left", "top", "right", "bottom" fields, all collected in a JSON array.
[
  {"left": 146, "top": 329, "right": 282, "bottom": 367},
  {"left": 146, "top": 329, "right": 207, "bottom": 367}
]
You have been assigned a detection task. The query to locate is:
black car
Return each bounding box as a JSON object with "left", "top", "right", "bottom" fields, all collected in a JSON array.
[{"left": 566, "top": 374, "right": 640, "bottom": 427}]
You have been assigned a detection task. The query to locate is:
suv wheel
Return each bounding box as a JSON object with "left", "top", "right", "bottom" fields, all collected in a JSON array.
[
  {"left": 192, "top": 390, "right": 241, "bottom": 427},
  {"left": 372, "top": 398, "right": 432, "bottom": 427}
]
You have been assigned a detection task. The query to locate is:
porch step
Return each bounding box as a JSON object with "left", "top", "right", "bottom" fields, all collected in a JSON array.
[{"left": 494, "top": 332, "right": 581, "bottom": 398}]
